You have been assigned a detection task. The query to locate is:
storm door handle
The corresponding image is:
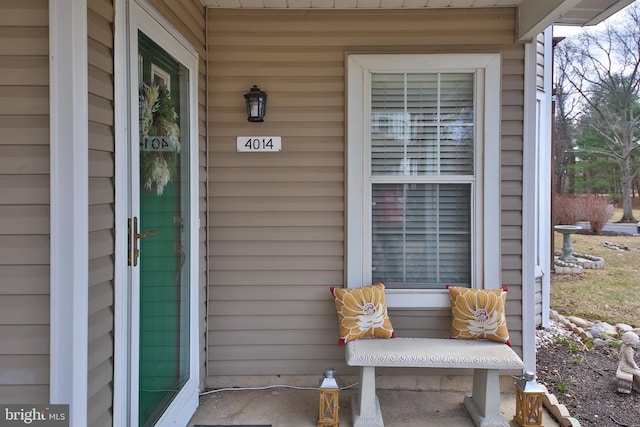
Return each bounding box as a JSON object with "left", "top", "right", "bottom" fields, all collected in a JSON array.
[{"left": 128, "top": 217, "right": 157, "bottom": 266}]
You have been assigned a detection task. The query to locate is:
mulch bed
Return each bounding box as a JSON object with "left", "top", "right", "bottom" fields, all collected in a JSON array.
[{"left": 537, "top": 339, "right": 640, "bottom": 426}]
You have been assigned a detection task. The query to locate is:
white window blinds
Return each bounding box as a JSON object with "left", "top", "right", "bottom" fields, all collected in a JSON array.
[{"left": 370, "top": 72, "right": 474, "bottom": 289}]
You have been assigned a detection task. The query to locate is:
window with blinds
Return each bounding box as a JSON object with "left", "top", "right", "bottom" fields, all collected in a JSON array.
[{"left": 370, "top": 72, "right": 475, "bottom": 289}]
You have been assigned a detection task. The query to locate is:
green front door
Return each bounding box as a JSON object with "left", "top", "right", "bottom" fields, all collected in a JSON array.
[{"left": 136, "top": 31, "right": 191, "bottom": 427}]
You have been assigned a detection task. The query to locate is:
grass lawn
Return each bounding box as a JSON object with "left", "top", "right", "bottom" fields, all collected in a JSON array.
[
  {"left": 610, "top": 207, "right": 640, "bottom": 222},
  {"left": 552, "top": 232, "right": 640, "bottom": 327}
]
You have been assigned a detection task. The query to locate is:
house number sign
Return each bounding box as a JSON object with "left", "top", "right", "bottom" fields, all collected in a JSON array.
[
  {"left": 140, "top": 136, "right": 177, "bottom": 152},
  {"left": 237, "top": 136, "right": 281, "bottom": 152}
]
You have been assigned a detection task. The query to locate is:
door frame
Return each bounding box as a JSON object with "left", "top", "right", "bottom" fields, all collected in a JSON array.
[{"left": 114, "top": 0, "right": 200, "bottom": 425}]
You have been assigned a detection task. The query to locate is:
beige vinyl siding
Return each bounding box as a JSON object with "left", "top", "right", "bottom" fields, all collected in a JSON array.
[
  {"left": 501, "top": 44, "right": 526, "bottom": 348},
  {"left": 87, "top": 1, "right": 115, "bottom": 426},
  {"left": 146, "top": 0, "right": 208, "bottom": 387},
  {"left": 206, "top": 8, "right": 524, "bottom": 382},
  {"left": 536, "top": 32, "right": 545, "bottom": 91},
  {"left": 0, "top": 0, "right": 50, "bottom": 403},
  {"left": 535, "top": 275, "right": 543, "bottom": 326}
]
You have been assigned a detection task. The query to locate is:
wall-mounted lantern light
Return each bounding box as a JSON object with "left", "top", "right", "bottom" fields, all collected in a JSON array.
[{"left": 244, "top": 85, "right": 267, "bottom": 122}]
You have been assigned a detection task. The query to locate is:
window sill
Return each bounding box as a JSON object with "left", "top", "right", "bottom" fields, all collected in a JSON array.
[{"left": 385, "top": 289, "right": 450, "bottom": 309}]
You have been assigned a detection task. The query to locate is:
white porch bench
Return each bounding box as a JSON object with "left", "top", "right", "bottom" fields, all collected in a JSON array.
[{"left": 346, "top": 337, "right": 525, "bottom": 427}]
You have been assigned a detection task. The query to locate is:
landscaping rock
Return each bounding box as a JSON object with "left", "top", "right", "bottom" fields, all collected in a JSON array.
[
  {"left": 589, "top": 322, "right": 618, "bottom": 339},
  {"left": 568, "top": 316, "right": 593, "bottom": 328}
]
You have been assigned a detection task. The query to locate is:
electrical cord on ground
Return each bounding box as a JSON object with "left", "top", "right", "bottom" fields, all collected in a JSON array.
[{"left": 199, "top": 382, "right": 359, "bottom": 396}]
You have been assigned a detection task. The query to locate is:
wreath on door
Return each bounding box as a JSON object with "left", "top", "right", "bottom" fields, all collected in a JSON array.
[{"left": 139, "top": 83, "right": 181, "bottom": 196}]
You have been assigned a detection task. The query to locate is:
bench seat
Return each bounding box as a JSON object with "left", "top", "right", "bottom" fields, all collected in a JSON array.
[{"left": 346, "top": 337, "right": 525, "bottom": 427}]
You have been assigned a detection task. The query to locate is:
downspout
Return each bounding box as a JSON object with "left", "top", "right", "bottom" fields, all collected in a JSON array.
[{"left": 522, "top": 34, "right": 539, "bottom": 372}]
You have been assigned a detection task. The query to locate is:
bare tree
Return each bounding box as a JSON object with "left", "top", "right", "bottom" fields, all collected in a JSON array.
[
  {"left": 555, "top": 3, "right": 640, "bottom": 222},
  {"left": 553, "top": 51, "right": 578, "bottom": 194}
]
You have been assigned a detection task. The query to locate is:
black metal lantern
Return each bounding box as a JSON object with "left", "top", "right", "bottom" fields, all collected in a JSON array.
[{"left": 244, "top": 85, "right": 267, "bottom": 122}]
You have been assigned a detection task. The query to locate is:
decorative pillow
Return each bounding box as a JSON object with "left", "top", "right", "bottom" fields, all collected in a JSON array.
[
  {"left": 330, "top": 282, "right": 395, "bottom": 346},
  {"left": 448, "top": 285, "right": 511, "bottom": 346}
]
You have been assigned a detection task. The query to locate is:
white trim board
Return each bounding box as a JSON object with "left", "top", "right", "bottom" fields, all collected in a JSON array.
[
  {"left": 49, "top": 1, "right": 89, "bottom": 426},
  {"left": 346, "top": 53, "right": 502, "bottom": 308},
  {"left": 113, "top": 0, "right": 201, "bottom": 425}
]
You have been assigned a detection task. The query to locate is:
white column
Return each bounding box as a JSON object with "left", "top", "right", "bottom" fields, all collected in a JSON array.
[{"left": 49, "top": 1, "right": 89, "bottom": 426}]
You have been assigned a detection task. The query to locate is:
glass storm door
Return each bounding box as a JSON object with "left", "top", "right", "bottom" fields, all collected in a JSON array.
[{"left": 130, "top": 15, "right": 196, "bottom": 425}]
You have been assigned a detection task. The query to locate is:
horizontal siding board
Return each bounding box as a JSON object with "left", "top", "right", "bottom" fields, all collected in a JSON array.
[
  {"left": 89, "top": 0, "right": 115, "bottom": 21},
  {"left": 211, "top": 270, "right": 343, "bottom": 286},
  {"left": 211, "top": 181, "right": 343, "bottom": 197},
  {"left": 212, "top": 344, "right": 341, "bottom": 361},
  {"left": 0, "top": 266, "right": 49, "bottom": 294},
  {"left": 0, "top": 145, "right": 49, "bottom": 174},
  {"left": 87, "top": 358, "right": 113, "bottom": 397},
  {"left": 211, "top": 241, "right": 343, "bottom": 256},
  {"left": 209, "top": 227, "right": 343, "bottom": 241},
  {"left": 89, "top": 65, "right": 114, "bottom": 101},
  {"left": 89, "top": 256, "right": 115, "bottom": 288},
  {"left": 209, "top": 329, "right": 340, "bottom": 346},
  {"left": 211, "top": 152, "right": 344, "bottom": 167},
  {"left": 0, "top": 355, "right": 49, "bottom": 384},
  {"left": 0, "top": 325, "right": 49, "bottom": 355},
  {"left": 0, "top": 0, "right": 48, "bottom": 26},
  {"left": 89, "top": 204, "right": 114, "bottom": 232},
  {"left": 0, "top": 86, "right": 48, "bottom": 115},
  {"left": 88, "top": 308, "right": 113, "bottom": 343},
  {"left": 0, "top": 116, "right": 49, "bottom": 145},
  {"left": 210, "top": 256, "right": 343, "bottom": 270},
  {"left": 0, "top": 55, "right": 48, "bottom": 85},
  {"left": 88, "top": 9, "right": 113, "bottom": 49},
  {"left": 89, "top": 38, "right": 114, "bottom": 75},
  {"left": 0, "top": 236, "right": 49, "bottom": 265},
  {"left": 89, "top": 122, "right": 114, "bottom": 152},
  {"left": 212, "top": 211, "right": 343, "bottom": 227},
  {"left": 0, "top": 27, "right": 48, "bottom": 56},
  {"left": 89, "top": 229, "right": 114, "bottom": 260},
  {"left": 210, "top": 196, "right": 343, "bottom": 212},
  {"left": 87, "top": 384, "right": 114, "bottom": 427},
  {"left": 210, "top": 286, "right": 340, "bottom": 302},
  {"left": 209, "top": 314, "right": 335, "bottom": 331},
  {"left": 210, "top": 167, "right": 344, "bottom": 182},
  {"left": 89, "top": 177, "right": 114, "bottom": 205},
  {"left": 88, "top": 333, "right": 113, "bottom": 372},
  {"left": 208, "top": 360, "right": 350, "bottom": 377},
  {"left": 89, "top": 150, "right": 115, "bottom": 178},
  {"left": 0, "top": 385, "right": 48, "bottom": 404},
  {"left": 0, "top": 295, "right": 49, "bottom": 325},
  {"left": 89, "top": 281, "right": 114, "bottom": 317},
  {"left": 89, "top": 93, "right": 114, "bottom": 126},
  {"left": 0, "top": 176, "right": 49, "bottom": 205},
  {"left": 211, "top": 300, "right": 336, "bottom": 316},
  {"left": 0, "top": 205, "right": 49, "bottom": 235}
]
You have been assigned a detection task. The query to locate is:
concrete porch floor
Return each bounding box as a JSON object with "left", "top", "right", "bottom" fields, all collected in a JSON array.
[{"left": 187, "top": 387, "right": 561, "bottom": 427}]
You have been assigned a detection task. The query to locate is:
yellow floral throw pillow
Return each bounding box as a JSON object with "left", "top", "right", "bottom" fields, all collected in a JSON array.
[
  {"left": 448, "top": 286, "right": 511, "bottom": 346},
  {"left": 330, "top": 282, "right": 395, "bottom": 345}
]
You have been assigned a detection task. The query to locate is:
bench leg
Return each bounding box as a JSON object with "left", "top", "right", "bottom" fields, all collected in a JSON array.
[
  {"left": 463, "top": 369, "right": 510, "bottom": 427},
  {"left": 352, "top": 366, "right": 384, "bottom": 427}
]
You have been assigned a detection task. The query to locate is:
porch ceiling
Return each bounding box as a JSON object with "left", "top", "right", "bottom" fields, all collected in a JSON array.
[{"left": 202, "top": 0, "right": 634, "bottom": 40}]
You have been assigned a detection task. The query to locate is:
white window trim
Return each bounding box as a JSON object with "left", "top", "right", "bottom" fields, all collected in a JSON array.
[{"left": 347, "top": 53, "right": 501, "bottom": 308}]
